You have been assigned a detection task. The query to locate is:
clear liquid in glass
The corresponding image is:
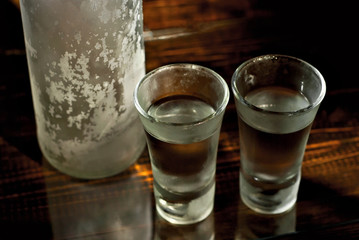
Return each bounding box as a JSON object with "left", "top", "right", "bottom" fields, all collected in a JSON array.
[
  {"left": 146, "top": 95, "right": 219, "bottom": 224},
  {"left": 239, "top": 86, "right": 312, "bottom": 214}
]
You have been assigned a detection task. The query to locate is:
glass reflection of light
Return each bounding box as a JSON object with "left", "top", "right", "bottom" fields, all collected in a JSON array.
[
  {"left": 154, "top": 212, "right": 215, "bottom": 240},
  {"left": 236, "top": 200, "right": 296, "bottom": 239},
  {"left": 44, "top": 161, "right": 153, "bottom": 240}
]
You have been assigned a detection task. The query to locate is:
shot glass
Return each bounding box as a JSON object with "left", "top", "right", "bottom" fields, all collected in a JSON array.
[
  {"left": 134, "top": 64, "right": 229, "bottom": 224},
  {"left": 231, "top": 54, "right": 326, "bottom": 214}
]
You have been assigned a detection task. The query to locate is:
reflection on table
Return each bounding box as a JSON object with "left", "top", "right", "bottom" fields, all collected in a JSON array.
[
  {"left": 154, "top": 212, "right": 215, "bottom": 240},
  {"left": 236, "top": 200, "right": 296, "bottom": 239},
  {"left": 44, "top": 160, "right": 153, "bottom": 239}
]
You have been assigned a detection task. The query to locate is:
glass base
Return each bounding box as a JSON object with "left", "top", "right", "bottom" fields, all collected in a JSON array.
[
  {"left": 41, "top": 118, "right": 146, "bottom": 179},
  {"left": 240, "top": 172, "right": 300, "bottom": 214},
  {"left": 154, "top": 182, "right": 215, "bottom": 225}
]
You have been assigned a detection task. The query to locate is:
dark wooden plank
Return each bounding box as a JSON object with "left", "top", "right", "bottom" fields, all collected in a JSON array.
[
  {"left": 143, "top": 0, "right": 253, "bottom": 30},
  {"left": 267, "top": 220, "right": 359, "bottom": 240}
]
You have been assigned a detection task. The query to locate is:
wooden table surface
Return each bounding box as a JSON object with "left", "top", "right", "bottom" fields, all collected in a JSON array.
[{"left": 1, "top": 0, "right": 359, "bottom": 239}]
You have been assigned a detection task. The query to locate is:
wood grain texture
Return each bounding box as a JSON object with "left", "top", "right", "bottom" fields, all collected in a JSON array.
[{"left": 1, "top": 0, "right": 359, "bottom": 239}]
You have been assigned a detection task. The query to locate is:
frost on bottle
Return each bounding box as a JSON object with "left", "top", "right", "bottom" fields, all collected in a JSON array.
[{"left": 20, "top": 0, "right": 146, "bottom": 179}]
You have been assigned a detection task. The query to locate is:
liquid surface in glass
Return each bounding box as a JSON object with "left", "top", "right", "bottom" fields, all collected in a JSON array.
[
  {"left": 148, "top": 95, "right": 215, "bottom": 124},
  {"left": 245, "top": 86, "right": 310, "bottom": 113}
]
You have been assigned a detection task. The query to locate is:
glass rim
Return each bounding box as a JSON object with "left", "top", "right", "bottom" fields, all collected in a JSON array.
[
  {"left": 231, "top": 54, "right": 327, "bottom": 116},
  {"left": 134, "top": 63, "right": 230, "bottom": 126}
]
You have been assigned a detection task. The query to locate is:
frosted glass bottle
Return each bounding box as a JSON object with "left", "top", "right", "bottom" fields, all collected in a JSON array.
[{"left": 20, "top": 0, "right": 146, "bottom": 179}]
